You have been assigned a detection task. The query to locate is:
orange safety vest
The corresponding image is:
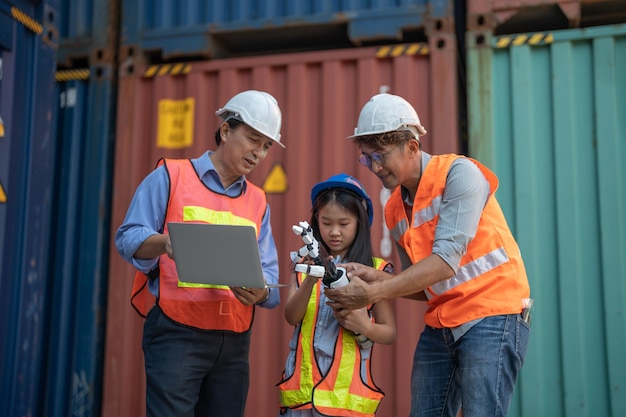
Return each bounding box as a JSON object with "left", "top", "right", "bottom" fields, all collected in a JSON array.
[
  {"left": 130, "top": 158, "right": 267, "bottom": 332},
  {"left": 277, "top": 258, "right": 388, "bottom": 417},
  {"left": 385, "top": 154, "right": 530, "bottom": 328}
]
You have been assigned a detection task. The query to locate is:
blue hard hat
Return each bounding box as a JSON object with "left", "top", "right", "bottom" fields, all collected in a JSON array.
[{"left": 311, "top": 173, "right": 374, "bottom": 225}]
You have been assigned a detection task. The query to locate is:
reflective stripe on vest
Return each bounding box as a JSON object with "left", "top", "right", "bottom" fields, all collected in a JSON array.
[
  {"left": 312, "top": 329, "right": 382, "bottom": 416},
  {"left": 385, "top": 154, "right": 530, "bottom": 327},
  {"left": 426, "top": 247, "right": 510, "bottom": 300},
  {"left": 130, "top": 158, "right": 267, "bottom": 332},
  {"left": 278, "top": 258, "right": 387, "bottom": 416}
]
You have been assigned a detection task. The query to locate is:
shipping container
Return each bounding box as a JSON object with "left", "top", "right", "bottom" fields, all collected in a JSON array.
[
  {"left": 0, "top": 0, "right": 59, "bottom": 416},
  {"left": 467, "top": 0, "right": 626, "bottom": 34},
  {"left": 103, "top": 38, "right": 460, "bottom": 417},
  {"left": 41, "top": 2, "right": 120, "bottom": 415},
  {"left": 41, "top": 65, "right": 117, "bottom": 417},
  {"left": 51, "top": 1, "right": 120, "bottom": 412},
  {"left": 56, "top": 0, "right": 118, "bottom": 68},
  {"left": 467, "top": 23, "right": 626, "bottom": 417},
  {"left": 119, "top": 0, "right": 456, "bottom": 62}
]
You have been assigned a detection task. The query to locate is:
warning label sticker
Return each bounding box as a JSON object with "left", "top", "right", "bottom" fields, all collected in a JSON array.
[
  {"left": 262, "top": 164, "right": 288, "bottom": 194},
  {"left": 156, "top": 98, "right": 195, "bottom": 149}
]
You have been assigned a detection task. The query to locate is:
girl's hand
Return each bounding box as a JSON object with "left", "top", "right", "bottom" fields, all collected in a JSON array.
[{"left": 335, "top": 307, "right": 371, "bottom": 335}]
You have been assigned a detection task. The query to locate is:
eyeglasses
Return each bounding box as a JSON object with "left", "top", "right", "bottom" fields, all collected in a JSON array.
[{"left": 358, "top": 143, "right": 404, "bottom": 169}]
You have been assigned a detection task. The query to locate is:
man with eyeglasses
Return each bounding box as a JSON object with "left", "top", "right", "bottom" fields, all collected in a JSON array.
[{"left": 325, "top": 93, "right": 531, "bottom": 417}]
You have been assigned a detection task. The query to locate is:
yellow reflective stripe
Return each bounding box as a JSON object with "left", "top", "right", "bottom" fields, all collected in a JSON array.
[
  {"left": 315, "top": 390, "right": 380, "bottom": 414},
  {"left": 182, "top": 206, "right": 258, "bottom": 233},
  {"left": 314, "top": 339, "right": 379, "bottom": 413},
  {"left": 280, "top": 279, "right": 318, "bottom": 406},
  {"left": 337, "top": 332, "right": 357, "bottom": 388},
  {"left": 314, "top": 331, "right": 378, "bottom": 414},
  {"left": 177, "top": 281, "right": 230, "bottom": 289}
]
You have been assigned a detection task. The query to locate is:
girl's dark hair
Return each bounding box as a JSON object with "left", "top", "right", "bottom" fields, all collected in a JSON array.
[
  {"left": 214, "top": 118, "right": 244, "bottom": 146},
  {"left": 310, "top": 189, "right": 374, "bottom": 267}
]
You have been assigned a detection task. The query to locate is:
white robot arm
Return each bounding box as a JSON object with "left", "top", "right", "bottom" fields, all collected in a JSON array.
[
  {"left": 290, "top": 221, "right": 349, "bottom": 287},
  {"left": 290, "top": 221, "right": 326, "bottom": 278}
]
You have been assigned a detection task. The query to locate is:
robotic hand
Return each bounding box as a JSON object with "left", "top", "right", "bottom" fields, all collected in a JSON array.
[
  {"left": 290, "top": 221, "right": 373, "bottom": 349},
  {"left": 290, "top": 221, "right": 348, "bottom": 287}
]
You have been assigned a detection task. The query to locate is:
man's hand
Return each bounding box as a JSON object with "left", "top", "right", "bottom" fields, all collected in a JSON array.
[
  {"left": 231, "top": 287, "right": 269, "bottom": 306},
  {"left": 325, "top": 275, "right": 376, "bottom": 315},
  {"left": 341, "top": 262, "right": 381, "bottom": 283}
]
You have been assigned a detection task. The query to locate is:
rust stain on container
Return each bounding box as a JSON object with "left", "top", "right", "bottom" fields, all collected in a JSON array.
[
  {"left": 468, "top": 0, "right": 626, "bottom": 31},
  {"left": 103, "top": 44, "right": 459, "bottom": 417}
]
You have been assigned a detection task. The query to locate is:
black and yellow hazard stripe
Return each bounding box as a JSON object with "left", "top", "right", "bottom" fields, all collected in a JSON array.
[
  {"left": 495, "top": 32, "right": 554, "bottom": 49},
  {"left": 143, "top": 63, "right": 192, "bottom": 78},
  {"left": 55, "top": 69, "right": 90, "bottom": 82},
  {"left": 0, "top": 179, "right": 7, "bottom": 204},
  {"left": 376, "top": 43, "right": 429, "bottom": 58},
  {"left": 11, "top": 6, "right": 43, "bottom": 35}
]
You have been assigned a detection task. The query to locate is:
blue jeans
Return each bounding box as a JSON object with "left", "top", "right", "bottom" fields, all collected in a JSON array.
[
  {"left": 410, "top": 314, "right": 530, "bottom": 417},
  {"left": 142, "top": 305, "right": 251, "bottom": 417}
]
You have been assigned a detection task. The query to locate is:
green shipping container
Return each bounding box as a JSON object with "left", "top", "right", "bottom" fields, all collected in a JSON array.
[{"left": 467, "top": 24, "right": 626, "bottom": 417}]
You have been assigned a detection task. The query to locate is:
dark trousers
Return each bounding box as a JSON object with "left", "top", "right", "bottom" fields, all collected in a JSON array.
[{"left": 142, "top": 305, "right": 251, "bottom": 417}]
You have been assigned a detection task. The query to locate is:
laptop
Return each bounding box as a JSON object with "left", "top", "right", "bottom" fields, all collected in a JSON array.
[{"left": 167, "top": 222, "right": 287, "bottom": 288}]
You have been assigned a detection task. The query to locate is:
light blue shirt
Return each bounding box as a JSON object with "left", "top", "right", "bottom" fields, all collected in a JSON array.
[{"left": 115, "top": 151, "right": 279, "bottom": 308}]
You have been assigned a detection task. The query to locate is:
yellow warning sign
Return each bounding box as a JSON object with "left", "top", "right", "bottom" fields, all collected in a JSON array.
[
  {"left": 0, "top": 115, "right": 5, "bottom": 137},
  {"left": 156, "top": 98, "right": 195, "bottom": 149},
  {"left": 0, "top": 181, "right": 6, "bottom": 203},
  {"left": 262, "top": 164, "right": 288, "bottom": 194}
]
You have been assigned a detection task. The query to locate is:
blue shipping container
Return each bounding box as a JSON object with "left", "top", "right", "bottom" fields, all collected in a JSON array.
[
  {"left": 43, "top": 67, "right": 117, "bottom": 417},
  {"left": 0, "top": 0, "right": 59, "bottom": 415},
  {"left": 121, "top": 0, "right": 455, "bottom": 61},
  {"left": 57, "top": 0, "right": 118, "bottom": 67}
]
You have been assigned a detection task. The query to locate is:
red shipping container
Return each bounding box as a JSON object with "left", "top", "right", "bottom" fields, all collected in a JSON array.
[{"left": 103, "top": 39, "right": 459, "bottom": 417}]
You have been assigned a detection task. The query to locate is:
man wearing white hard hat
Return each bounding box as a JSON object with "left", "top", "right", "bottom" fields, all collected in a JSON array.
[
  {"left": 116, "top": 90, "right": 284, "bottom": 417},
  {"left": 326, "top": 93, "right": 532, "bottom": 417}
]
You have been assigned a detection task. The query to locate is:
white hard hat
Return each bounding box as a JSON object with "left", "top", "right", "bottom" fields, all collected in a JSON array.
[
  {"left": 348, "top": 93, "right": 426, "bottom": 139},
  {"left": 216, "top": 90, "right": 284, "bottom": 148}
]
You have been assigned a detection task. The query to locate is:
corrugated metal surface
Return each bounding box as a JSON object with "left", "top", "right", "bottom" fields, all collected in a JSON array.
[
  {"left": 57, "top": 0, "right": 118, "bottom": 67},
  {"left": 103, "top": 41, "right": 460, "bottom": 417},
  {"left": 0, "top": 1, "right": 59, "bottom": 416},
  {"left": 467, "top": 23, "right": 626, "bottom": 417},
  {"left": 45, "top": 1, "right": 120, "bottom": 415},
  {"left": 120, "top": 0, "right": 455, "bottom": 61},
  {"left": 43, "top": 66, "right": 117, "bottom": 417},
  {"left": 467, "top": 0, "right": 626, "bottom": 33}
]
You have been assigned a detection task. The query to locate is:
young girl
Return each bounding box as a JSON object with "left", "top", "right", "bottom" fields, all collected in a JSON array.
[{"left": 277, "top": 173, "right": 396, "bottom": 417}]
